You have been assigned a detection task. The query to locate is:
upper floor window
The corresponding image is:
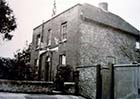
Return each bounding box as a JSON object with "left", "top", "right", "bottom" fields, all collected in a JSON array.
[
  {"left": 61, "top": 22, "right": 67, "bottom": 40},
  {"left": 36, "top": 34, "right": 40, "bottom": 48},
  {"left": 48, "top": 29, "right": 52, "bottom": 46}
]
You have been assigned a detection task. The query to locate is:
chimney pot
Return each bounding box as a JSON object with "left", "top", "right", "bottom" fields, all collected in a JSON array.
[{"left": 99, "top": 2, "right": 108, "bottom": 11}]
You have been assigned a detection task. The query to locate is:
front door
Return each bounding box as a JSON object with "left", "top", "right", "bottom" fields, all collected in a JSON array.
[{"left": 45, "top": 57, "right": 50, "bottom": 81}]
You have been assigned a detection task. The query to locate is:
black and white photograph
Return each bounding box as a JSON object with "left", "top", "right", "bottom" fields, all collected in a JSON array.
[{"left": 0, "top": 0, "right": 140, "bottom": 98}]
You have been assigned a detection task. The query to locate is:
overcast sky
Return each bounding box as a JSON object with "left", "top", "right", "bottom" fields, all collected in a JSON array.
[{"left": 0, "top": 0, "right": 140, "bottom": 58}]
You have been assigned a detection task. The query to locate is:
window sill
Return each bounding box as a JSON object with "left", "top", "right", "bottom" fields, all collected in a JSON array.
[
  {"left": 135, "top": 48, "right": 140, "bottom": 52},
  {"left": 59, "top": 39, "right": 67, "bottom": 44}
]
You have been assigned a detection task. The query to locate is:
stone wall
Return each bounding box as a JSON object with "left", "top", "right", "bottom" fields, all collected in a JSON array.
[
  {"left": 79, "top": 20, "right": 138, "bottom": 66},
  {"left": 77, "top": 66, "right": 97, "bottom": 99},
  {"left": 0, "top": 79, "right": 53, "bottom": 93},
  {"left": 114, "top": 64, "right": 140, "bottom": 99}
]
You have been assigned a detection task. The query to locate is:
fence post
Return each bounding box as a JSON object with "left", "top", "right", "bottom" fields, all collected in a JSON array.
[
  {"left": 109, "top": 63, "right": 114, "bottom": 99},
  {"left": 96, "top": 64, "right": 102, "bottom": 99}
]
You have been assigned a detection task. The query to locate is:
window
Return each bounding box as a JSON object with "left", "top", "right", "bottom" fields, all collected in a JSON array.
[
  {"left": 46, "top": 57, "right": 50, "bottom": 62},
  {"left": 36, "top": 34, "right": 40, "bottom": 48},
  {"left": 34, "top": 59, "right": 39, "bottom": 67},
  {"left": 136, "top": 37, "right": 140, "bottom": 50},
  {"left": 136, "top": 42, "right": 140, "bottom": 49},
  {"left": 59, "top": 54, "right": 66, "bottom": 65},
  {"left": 61, "top": 22, "right": 67, "bottom": 40},
  {"left": 48, "top": 29, "right": 52, "bottom": 46}
]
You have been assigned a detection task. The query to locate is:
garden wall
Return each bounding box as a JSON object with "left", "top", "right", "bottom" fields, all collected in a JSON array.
[{"left": 0, "top": 79, "right": 53, "bottom": 93}]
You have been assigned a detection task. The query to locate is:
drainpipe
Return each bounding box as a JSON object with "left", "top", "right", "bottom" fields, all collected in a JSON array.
[{"left": 50, "top": 51, "right": 53, "bottom": 81}]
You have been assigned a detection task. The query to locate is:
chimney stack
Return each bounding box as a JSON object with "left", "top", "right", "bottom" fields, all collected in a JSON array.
[{"left": 99, "top": 2, "right": 108, "bottom": 11}]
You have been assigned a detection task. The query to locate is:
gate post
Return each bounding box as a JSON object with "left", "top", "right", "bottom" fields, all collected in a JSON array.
[
  {"left": 109, "top": 63, "right": 114, "bottom": 99},
  {"left": 96, "top": 64, "right": 102, "bottom": 99},
  {"left": 74, "top": 71, "right": 79, "bottom": 95}
]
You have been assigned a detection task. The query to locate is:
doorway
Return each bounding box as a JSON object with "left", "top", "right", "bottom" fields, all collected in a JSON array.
[{"left": 45, "top": 56, "right": 50, "bottom": 81}]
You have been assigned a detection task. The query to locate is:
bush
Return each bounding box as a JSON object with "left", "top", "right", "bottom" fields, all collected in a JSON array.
[
  {"left": 54, "top": 64, "right": 73, "bottom": 92},
  {"left": 56, "top": 64, "right": 73, "bottom": 82}
]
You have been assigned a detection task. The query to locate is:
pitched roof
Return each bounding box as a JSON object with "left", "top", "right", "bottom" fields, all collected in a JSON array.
[{"left": 81, "top": 3, "right": 139, "bottom": 35}]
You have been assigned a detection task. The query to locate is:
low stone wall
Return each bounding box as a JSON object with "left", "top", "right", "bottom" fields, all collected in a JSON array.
[
  {"left": 0, "top": 79, "right": 53, "bottom": 93},
  {"left": 77, "top": 66, "right": 97, "bottom": 99}
]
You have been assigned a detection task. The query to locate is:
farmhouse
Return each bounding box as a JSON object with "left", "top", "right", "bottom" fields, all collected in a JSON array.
[{"left": 30, "top": 3, "right": 140, "bottom": 81}]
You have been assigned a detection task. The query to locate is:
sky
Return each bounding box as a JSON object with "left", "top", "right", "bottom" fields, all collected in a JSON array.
[{"left": 0, "top": 0, "right": 140, "bottom": 58}]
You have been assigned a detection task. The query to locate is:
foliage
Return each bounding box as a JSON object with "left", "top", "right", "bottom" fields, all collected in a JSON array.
[
  {"left": 0, "top": 57, "right": 32, "bottom": 80},
  {"left": 0, "top": 43, "right": 32, "bottom": 80},
  {"left": 54, "top": 64, "right": 73, "bottom": 92},
  {"left": 56, "top": 64, "right": 73, "bottom": 82},
  {"left": 0, "top": 0, "right": 17, "bottom": 40},
  {"left": 13, "top": 44, "right": 32, "bottom": 80},
  {"left": 0, "top": 57, "right": 12, "bottom": 79}
]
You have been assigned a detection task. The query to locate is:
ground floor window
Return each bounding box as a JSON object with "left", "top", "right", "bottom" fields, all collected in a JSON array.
[
  {"left": 34, "top": 59, "right": 39, "bottom": 67},
  {"left": 59, "top": 54, "right": 66, "bottom": 65}
]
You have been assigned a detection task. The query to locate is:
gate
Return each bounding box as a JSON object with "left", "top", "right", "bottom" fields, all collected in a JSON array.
[
  {"left": 101, "top": 63, "right": 140, "bottom": 99},
  {"left": 113, "top": 63, "right": 140, "bottom": 99}
]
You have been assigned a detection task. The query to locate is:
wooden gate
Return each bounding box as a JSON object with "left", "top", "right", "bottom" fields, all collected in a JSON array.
[{"left": 113, "top": 63, "right": 140, "bottom": 99}]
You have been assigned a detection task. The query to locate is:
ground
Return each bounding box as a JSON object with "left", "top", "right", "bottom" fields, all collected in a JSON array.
[{"left": 0, "top": 92, "right": 85, "bottom": 99}]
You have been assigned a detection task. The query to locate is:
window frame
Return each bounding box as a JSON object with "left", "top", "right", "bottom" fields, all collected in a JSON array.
[
  {"left": 36, "top": 34, "right": 41, "bottom": 48},
  {"left": 61, "top": 22, "right": 67, "bottom": 40},
  {"left": 136, "top": 37, "right": 140, "bottom": 50},
  {"left": 48, "top": 29, "right": 52, "bottom": 46},
  {"left": 34, "top": 59, "right": 39, "bottom": 67},
  {"left": 59, "top": 54, "right": 66, "bottom": 65},
  {"left": 136, "top": 42, "right": 140, "bottom": 49}
]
